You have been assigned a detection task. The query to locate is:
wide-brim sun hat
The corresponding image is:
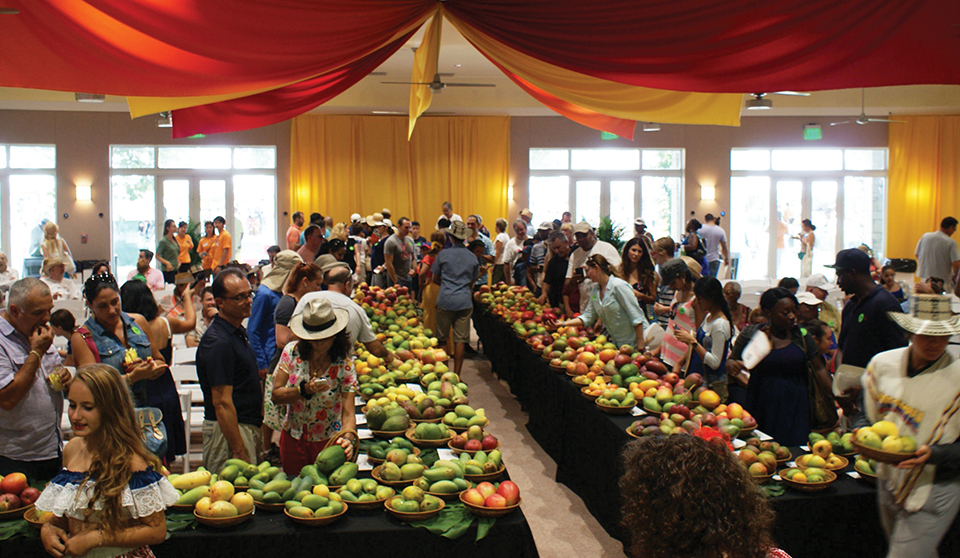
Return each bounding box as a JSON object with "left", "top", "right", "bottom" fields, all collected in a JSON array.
[
  {"left": 42, "top": 256, "right": 65, "bottom": 275},
  {"left": 262, "top": 250, "right": 303, "bottom": 292},
  {"left": 290, "top": 297, "right": 349, "bottom": 340},
  {"left": 888, "top": 294, "right": 960, "bottom": 336},
  {"left": 445, "top": 220, "right": 471, "bottom": 240}
]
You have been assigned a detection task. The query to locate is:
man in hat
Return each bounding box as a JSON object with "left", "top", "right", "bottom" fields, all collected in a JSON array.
[
  {"left": 197, "top": 268, "right": 263, "bottom": 470},
  {"left": 831, "top": 248, "right": 907, "bottom": 427},
  {"left": 381, "top": 208, "right": 392, "bottom": 222},
  {"left": 862, "top": 293, "right": 960, "bottom": 557},
  {"left": 805, "top": 273, "right": 842, "bottom": 334},
  {"left": 519, "top": 208, "right": 534, "bottom": 237},
  {"left": 127, "top": 249, "right": 165, "bottom": 292},
  {"left": 431, "top": 221, "right": 480, "bottom": 376},
  {"left": 634, "top": 218, "right": 654, "bottom": 248},
  {"left": 40, "top": 257, "right": 80, "bottom": 301},
  {"left": 916, "top": 216, "right": 960, "bottom": 292},
  {"left": 247, "top": 250, "right": 302, "bottom": 459},
  {"left": 286, "top": 211, "right": 304, "bottom": 251},
  {"left": 565, "top": 221, "right": 622, "bottom": 306}
]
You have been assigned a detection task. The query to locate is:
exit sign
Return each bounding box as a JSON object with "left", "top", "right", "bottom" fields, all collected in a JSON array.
[
  {"left": 804, "top": 124, "right": 822, "bottom": 141},
  {"left": 601, "top": 131, "right": 619, "bottom": 140}
]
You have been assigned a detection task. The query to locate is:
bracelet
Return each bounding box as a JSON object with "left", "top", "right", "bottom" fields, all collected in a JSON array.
[
  {"left": 97, "top": 529, "right": 104, "bottom": 548},
  {"left": 299, "top": 382, "right": 314, "bottom": 399},
  {"left": 29, "top": 350, "right": 42, "bottom": 360}
]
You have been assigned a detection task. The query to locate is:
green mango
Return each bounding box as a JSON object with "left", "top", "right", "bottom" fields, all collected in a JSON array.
[
  {"left": 285, "top": 500, "right": 301, "bottom": 512},
  {"left": 300, "top": 494, "right": 329, "bottom": 511},
  {"left": 454, "top": 405, "right": 476, "bottom": 419},
  {"left": 380, "top": 462, "right": 402, "bottom": 481},
  {"left": 380, "top": 414, "right": 410, "bottom": 432},
  {"left": 467, "top": 415, "right": 488, "bottom": 427},
  {"left": 243, "top": 464, "right": 260, "bottom": 479},
  {"left": 376, "top": 486, "right": 396, "bottom": 500},
  {"left": 257, "top": 460, "right": 271, "bottom": 471},
  {"left": 315, "top": 445, "right": 347, "bottom": 475},
  {"left": 338, "top": 490, "right": 359, "bottom": 502},
  {"left": 400, "top": 463, "right": 425, "bottom": 480},
  {"left": 262, "top": 491, "right": 283, "bottom": 504},
  {"left": 420, "top": 495, "right": 442, "bottom": 511},
  {"left": 366, "top": 406, "right": 387, "bottom": 430},
  {"left": 249, "top": 479, "right": 265, "bottom": 491},
  {"left": 247, "top": 489, "right": 264, "bottom": 502},
  {"left": 329, "top": 500, "right": 344, "bottom": 515},
  {"left": 233, "top": 476, "right": 248, "bottom": 487},
  {"left": 423, "top": 467, "right": 456, "bottom": 482},
  {"left": 176, "top": 485, "right": 210, "bottom": 506},
  {"left": 294, "top": 490, "right": 311, "bottom": 502},
  {"left": 281, "top": 485, "right": 297, "bottom": 501},
  {"left": 219, "top": 464, "right": 241, "bottom": 482},
  {"left": 345, "top": 478, "right": 363, "bottom": 494},
  {"left": 357, "top": 493, "right": 377, "bottom": 502},
  {"left": 429, "top": 480, "right": 460, "bottom": 493},
  {"left": 359, "top": 478, "right": 378, "bottom": 493},
  {"left": 464, "top": 465, "right": 484, "bottom": 475},
  {"left": 452, "top": 478, "right": 470, "bottom": 491},
  {"left": 368, "top": 445, "right": 387, "bottom": 460},
  {"left": 262, "top": 479, "right": 292, "bottom": 495},
  {"left": 328, "top": 462, "right": 360, "bottom": 485},
  {"left": 393, "top": 499, "right": 421, "bottom": 512},
  {"left": 288, "top": 506, "right": 314, "bottom": 518},
  {"left": 487, "top": 450, "right": 502, "bottom": 468},
  {"left": 224, "top": 458, "right": 252, "bottom": 469}
]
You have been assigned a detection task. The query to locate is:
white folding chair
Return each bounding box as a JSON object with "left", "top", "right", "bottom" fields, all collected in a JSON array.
[
  {"left": 179, "top": 390, "right": 193, "bottom": 473},
  {"left": 172, "top": 346, "right": 198, "bottom": 366},
  {"left": 170, "top": 364, "right": 198, "bottom": 385},
  {"left": 52, "top": 298, "right": 87, "bottom": 323},
  {"left": 171, "top": 333, "right": 188, "bottom": 350}
]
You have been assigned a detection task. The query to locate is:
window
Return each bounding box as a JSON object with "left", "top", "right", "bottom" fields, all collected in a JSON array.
[
  {"left": 729, "top": 148, "right": 886, "bottom": 280},
  {"left": 0, "top": 145, "right": 57, "bottom": 275},
  {"left": 110, "top": 145, "right": 277, "bottom": 275},
  {"left": 528, "top": 148, "right": 684, "bottom": 240}
]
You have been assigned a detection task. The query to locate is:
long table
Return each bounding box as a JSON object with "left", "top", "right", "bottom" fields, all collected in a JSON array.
[{"left": 474, "top": 307, "right": 960, "bottom": 558}]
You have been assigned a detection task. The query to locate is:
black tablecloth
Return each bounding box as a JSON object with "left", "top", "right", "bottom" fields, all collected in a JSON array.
[{"left": 474, "top": 307, "right": 960, "bottom": 558}]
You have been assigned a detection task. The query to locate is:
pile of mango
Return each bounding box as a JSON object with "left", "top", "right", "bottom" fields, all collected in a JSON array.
[
  {"left": 170, "top": 467, "right": 253, "bottom": 518},
  {"left": 423, "top": 378, "right": 470, "bottom": 409},
  {"left": 457, "top": 448, "right": 503, "bottom": 476},
  {"left": 364, "top": 437, "right": 418, "bottom": 462},
  {"left": 422, "top": 461, "right": 473, "bottom": 494},
  {"left": 809, "top": 431, "right": 855, "bottom": 455},
  {"left": 854, "top": 456, "right": 879, "bottom": 477},
  {"left": 285, "top": 484, "right": 347, "bottom": 519},
  {"left": 411, "top": 421, "right": 451, "bottom": 441},
  {"left": 365, "top": 403, "right": 411, "bottom": 432},
  {"left": 336, "top": 478, "right": 395, "bottom": 503},
  {"left": 441, "top": 405, "right": 487, "bottom": 429},
  {"left": 781, "top": 467, "right": 830, "bottom": 484},
  {"left": 855, "top": 420, "right": 919, "bottom": 454},
  {"left": 596, "top": 387, "right": 635, "bottom": 409},
  {"left": 389, "top": 486, "right": 443, "bottom": 513}
]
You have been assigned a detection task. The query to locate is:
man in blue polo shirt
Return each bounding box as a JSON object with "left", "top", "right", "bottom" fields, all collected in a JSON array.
[
  {"left": 197, "top": 268, "right": 263, "bottom": 473},
  {"left": 831, "top": 248, "right": 906, "bottom": 427},
  {"left": 431, "top": 221, "right": 480, "bottom": 376}
]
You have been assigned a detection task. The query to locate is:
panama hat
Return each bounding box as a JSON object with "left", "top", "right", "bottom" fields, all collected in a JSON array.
[
  {"left": 445, "top": 220, "right": 471, "bottom": 240},
  {"left": 888, "top": 294, "right": 960, "bottom": 336},
  {"left": 290, "top": 297, "right": 349, "bottom": 341},
  {"left": 261, "top": 250, "right": 302, "bottom": 292}
]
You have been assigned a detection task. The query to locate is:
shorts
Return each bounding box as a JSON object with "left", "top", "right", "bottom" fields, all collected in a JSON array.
[
  {"left": 436, "top": 307, "right": 472, "bottom": 344},
  {"left": 201, "top": 420, "right": 263, "bottom": 474}
]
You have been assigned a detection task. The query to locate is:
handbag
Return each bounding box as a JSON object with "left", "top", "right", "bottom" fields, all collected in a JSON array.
[
  {"left": 76, "top": 326, "right": 169, "bottom": 458},
  {"left": 137, "top": 407, "right": 169, "bottom": 458},
  {"left": 798, "top": 251, "right": 806, "bottom": 260},
  {"left": 807, "top": 360, "right": 839, "bottom": 431},
  {"left": 689, "top": 234, "right": 707, "bottom": 261}
]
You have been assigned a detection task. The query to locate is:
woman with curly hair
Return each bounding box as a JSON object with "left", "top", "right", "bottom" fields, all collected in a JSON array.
[
  {"left": 37, "top": 364, "right": 178, "bottom": 558},
  {"left": 620, "top": 236, "right": 658, "bottom": 322},
  {"left": 621, "top": 435, "right": 791, "bottom": 558}
]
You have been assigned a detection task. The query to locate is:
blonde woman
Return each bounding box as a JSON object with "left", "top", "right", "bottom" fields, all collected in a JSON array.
[
  {"left": 40, "top": 221, "right": 76, "bottom": 276},
  {"left": 36, "top": 364, "right": 178, "bottom": 558}
]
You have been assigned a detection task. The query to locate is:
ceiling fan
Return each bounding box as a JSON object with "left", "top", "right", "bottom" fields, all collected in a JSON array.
[
  {"left": 744, "top": 91, "right": 811, "bottom": 110},
  {"left": 381, "top": 20, "right": 495, "bottom": 91},
  {"left": 830, "top": 89, "right": 904, "bottom": 126}
]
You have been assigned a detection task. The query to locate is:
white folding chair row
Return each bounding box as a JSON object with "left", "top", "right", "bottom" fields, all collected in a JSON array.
[
  {"left": 171, "top": 333, "right": 188, "bottom": 350},
  {"left": 172, "top": 346, "right": 198, "bottom": 366},
  {"left": 178, "top": 390, "right": 193, "bottom": 473},
  {"left": 52, "top": 298, "right": 87, "bottom": 323},
  {"left": 171, "top": 364, "right": 198, "bottom": 385}
]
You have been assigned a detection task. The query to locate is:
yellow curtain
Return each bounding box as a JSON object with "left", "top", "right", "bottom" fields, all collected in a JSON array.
[
  {"left": 291, "top": 115, "right": 509, "bottom": 233},
  {"left": 887, "top": 115, "right": 960, "bottom": 259}
]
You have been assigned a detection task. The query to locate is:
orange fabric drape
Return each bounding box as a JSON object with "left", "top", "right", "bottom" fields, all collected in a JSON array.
[
  {"left": 291, "top": 115, "right": 509, "bottom": 233},
  {"left": 887, "top": 115, "right": 960, "bottom": 259}
]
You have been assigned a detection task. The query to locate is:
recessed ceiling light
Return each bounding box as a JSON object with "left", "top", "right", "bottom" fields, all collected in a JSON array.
[
  {"left": 745, "top": 98, "right": 773, "bottom": 110},
  {"left": 75, "top": 93, "right": 105, "bottom": 103},
  {"left": 455, "top": 64, "right": 462, "bottom": 68}
]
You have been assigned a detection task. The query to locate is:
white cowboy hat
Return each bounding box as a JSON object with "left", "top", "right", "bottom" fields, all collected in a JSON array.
[
  {"left": 290, "top": 297, "right": 349, "bottom": 341},
  {"left": 888, "top": 294, "right": 960, "bottom": 336}
]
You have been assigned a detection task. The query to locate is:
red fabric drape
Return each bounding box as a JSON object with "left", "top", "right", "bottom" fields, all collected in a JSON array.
[
  {"left": 443, "top": 0, "right": 960, "bottom": 93},
  {"left": 0, "top": 0, "right": 433, "bottom": 96},
  {"left": 170, "top": 32, "right": 416, "bottom": 138}
]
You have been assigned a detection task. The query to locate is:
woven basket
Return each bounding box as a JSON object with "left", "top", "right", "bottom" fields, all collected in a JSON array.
[
  {"left": 194, "top": 508, "right": 254, "bottom": 528},
  {"left": 460, "top": 494, "right": 522, "bottom": 518},
  {"left": 851, "top": 439, "right": 914, "bottom": 464},
  {"left": 322, "top": 430, "right": 360, "bottom": 462},
  {"left": 778, "top": 469, "right": 838, "bottom": 492},
  {"left": 284, "top": 504, "right": 348, "bottom": 526}
]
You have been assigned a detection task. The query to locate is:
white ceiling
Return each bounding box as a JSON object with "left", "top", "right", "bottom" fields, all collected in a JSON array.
[{"left": 1, "top": 21, "right": 958, "bottom": 119}]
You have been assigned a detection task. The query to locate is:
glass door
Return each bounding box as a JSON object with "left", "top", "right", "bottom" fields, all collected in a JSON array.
[
  {"left": 233, "top": 175, "right": 277, "bottom": 265},
  {"left": 9, "top": 175, "right": 57, "bottom": 277},
  {"left": 574, "top": 180, "right": 601, "bottom": 227},
  {"left": 730, "top": 177, "right": 771, "bottom": 281},
  {"left": 810, "top": 180, "right": 838, "bottom": 278},
  {"left": 609, "top": 180, "right": 635, "bottom": 234},
  {"left": 111, "top": 175, "right": 156, "bottom": 280},
  {"left": 775, "top": 181, "right": 803, "bottom": 279}
]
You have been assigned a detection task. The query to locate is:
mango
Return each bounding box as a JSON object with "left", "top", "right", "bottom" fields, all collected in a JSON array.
[
  {"left": 329, "top": 462, "right": 359, "bottom": 485},
  {"left": 208, "top": 501, "right": 239, "bottom": 518},
  {"left": 247, "top": 489, "right": 264, "bottom": 502},
  {"left": 419, "top": 494, "right": 442, "bottom": 511},
  {"left": 288, "top": 506, "right": 314, "bottom": 518},
  {"left": 176, "top": 485, "right": 210, "bottom": 506},
  {"left": 209, "top": 480, "right": 235, "bottom": 503},
  {"left": 393, "top": 499, "right": 421, "bottom": 512},
  {"left": 170, "top": 469, "right": 212, "bottom": 491},
  {"left": 315, "top": 445, "right": 347, "bottom": 475},
  {"left": 423, "top": 467, "right": 456, "bottom": 483},
  {"left": 429, "top": 480, "right": 460, "bottom": 493},
  {"left": 301, "top": 494, "right": 329, "bottom": 511},
  {"left": 262, "top": 479, "right": 292, "bottom": 495},
  {"left": 380, "top": 462, "right": 402, "bottom": 481},
  {"left": 219, "top": 464, "right": 241, "bottom": 483},
  {"left": 376, "top": 486, "right": 396, "bottom": 500},
  {"left": 262, "top": 491, "right": 283, "bottom": 504},
  {"left": 400, "top": 463, "right": 425, "bottom": 480}
]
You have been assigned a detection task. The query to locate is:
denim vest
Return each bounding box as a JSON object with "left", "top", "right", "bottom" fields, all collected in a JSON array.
[{"left": 83, "top": 313, "right": 152, "bottom": 405}]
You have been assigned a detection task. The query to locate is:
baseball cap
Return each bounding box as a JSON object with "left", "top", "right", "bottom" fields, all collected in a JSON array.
[
  {"left": 634, "top": 218, "right": 646, "bottom": 227},
  {"left": 796, "top": 291, "right": 822, "bottom": 306},
  {"left": 826, "top": 248, "right": 870, "bottom": 274},
  {"left": 350, "top": 213, "right": 362, "bottom": 223},
  {"left": 537, "top": 221, "right": 553, "bottom": 231},
  {"left": 804, "top": 273, "right": 830, "bottom": 291},
  {"left": 573, "top": 221, "right": 593, "bottom": 235},
  {"left": 659, "top": 258, "right": 688, "bottom": 285}
]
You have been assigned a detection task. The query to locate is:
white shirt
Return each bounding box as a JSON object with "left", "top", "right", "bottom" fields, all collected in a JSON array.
[
  {"left": 41, "top": 276, "right": 80, "bottom": 300},
  {"left": 0, "top": 269, "right": 19, "bottom": 290},
  {"left": 566, "top": 240, "right": 622, "bottom": 304},
  {"left": 436, "top": 213, "right": 463, "bottom": 230},
  {"left": 700, "top": 223, "right": 727, "bottom": 263},
  {"left": 916, "top": 230, "right": 960, "bottom": 289},
  {"left": 494, "top": 232, "right": 510, "bottom": 264},
  {"left": 503, "top": 236, "right": 525, "bottom": 268}
]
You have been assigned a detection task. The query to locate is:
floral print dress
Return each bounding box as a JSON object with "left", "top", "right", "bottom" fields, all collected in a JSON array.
[{"left": 277, "top": 341, "right": 358, "bottom": 441}]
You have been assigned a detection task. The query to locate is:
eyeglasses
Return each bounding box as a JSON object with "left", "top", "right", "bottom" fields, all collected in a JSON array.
[{"left": 223, "top": 291, "right": 254, "bottom": 302}]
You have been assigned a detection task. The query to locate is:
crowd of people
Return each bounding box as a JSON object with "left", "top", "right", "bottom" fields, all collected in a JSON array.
[{"left": 4, "top": 202, "right": 960, "bottom": 557}]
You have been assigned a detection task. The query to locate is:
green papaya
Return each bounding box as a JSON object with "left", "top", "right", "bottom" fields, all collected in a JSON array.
[
  {"left": 328, "top": 462, "right": 360, "bottom": 485},
  {"left": 316, "top": 445, "right": 347, "bottom": 475}
]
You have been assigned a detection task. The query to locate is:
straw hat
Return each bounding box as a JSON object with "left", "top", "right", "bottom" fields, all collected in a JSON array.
[
  {"left": 290, "top": 297, "right": 349, "bottom": 341},
  {"left": 888, "top": 294, "right": 960, "bottom": 336},
  {"left": 261, "top": 250, "right": 302, "bottom": 292},
  {"left": 42, "top": 256, "right": 65, "bottom": 275},
  {"left": 445, "top": 220, "right": 471, "bottom": 240}
]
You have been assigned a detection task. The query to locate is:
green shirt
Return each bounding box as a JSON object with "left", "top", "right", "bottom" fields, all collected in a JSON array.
[
  {"left": 157, "top": 237, "right": 179, "bottom": 271},
  {"left": 579, "top": 276, "right": 649, "bottom": 349}
]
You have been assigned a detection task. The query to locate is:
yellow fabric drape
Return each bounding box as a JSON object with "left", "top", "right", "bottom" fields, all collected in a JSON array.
[
  {"left": 887, "top": 115, "right": 960, "bottom": 259},
  {"left": 408, "top": 10, "right": 441, "bottom": 139},
  {"left": 444, "top": 9, "right": 742, "bottom": 127},
  {"left": 291, "top": 115, "right": 509, "bottom": 233}
]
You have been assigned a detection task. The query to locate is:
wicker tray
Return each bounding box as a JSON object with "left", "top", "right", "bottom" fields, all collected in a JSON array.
[
  {"left": 194, "top": 508, "right": 254, "bottom": 528},
  {"left": 549, "top": 363, "right": 567, "bottom": 373},
  {"left": 0, "top": 503, "right": 34, "bottom": 521},
  {"left": 427, "top": 487, "right": 469, "bottom": 501},
  {"left": 460, "top": 494, "right": 522, "bottom": 518},
  {"left": 595, "top": 400, "right": 636, "bottom": 415},
  {"left": 794, "top": 453, "right": 849, "bottom": 471},
  {"left": 371, "top": 465, "right": 420, "bottom": 488},
  {"left": 778, "top": 469, "right": 838, "bottom": 492},
  {"left": 581, "top": 387, "right": 600, "bottom": 401},
  {"left": 166, "top": 503, "right": 196, "bottom": 514},
  {"left": 449, "top": 418, "right": 489, "bottom": 434},
  {"left": 284, "top": 504, "right": 348, "bottom": 526},
  {"left": 448, "top": 440, "right": 500, "bottom": 455},
  {"left": 405, "top": 428, "right": 452, "bottom": 448},
  {"left": 371, "top": 429, "right": 410, "bottom": 439},
  {"left": 365, "top": 446, "right": 421, "bottom": 465},
  {"left": 464, "top": 464, "right": 507, "bottom": 483},
  {"left": 851, "top": 439, "right": 914, "bottom": 464},
  {"left": 384, "top": 496, "right": 445, "bottom": 522},
  {"left": 342, "top": 494, "right": 391, "bottom": 511},
  {"left": 23, "top": 508, "right": 46, "bottom": 528},
  {"left": 410, "top": 416, "right": 443, "bottom": 424}
]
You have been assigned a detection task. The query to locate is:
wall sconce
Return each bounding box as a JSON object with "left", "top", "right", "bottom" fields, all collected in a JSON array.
[
  {"left": 507, "top": 185, "right": 515, "bottom": 200},
  {"left": 700, "top": 185, "right": 715, "bottom": 201},
  {"left": 76, "top": 183, "right": 92, "bottom": 201}
]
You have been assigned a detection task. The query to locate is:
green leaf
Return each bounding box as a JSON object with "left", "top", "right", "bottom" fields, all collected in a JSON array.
[{"left": 0, "top": 519, "right": 36, "bottom": 541}]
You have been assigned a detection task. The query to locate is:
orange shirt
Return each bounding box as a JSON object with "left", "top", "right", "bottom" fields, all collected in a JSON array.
[
  {"left": 176, "top": 233, "right": 194, "bottom": 264},
  {"left": 197, "top": 235, "right": 217, "bottom": 270},
  {"left": 212, "top": 230, "right": 233, "bottom": 267}
]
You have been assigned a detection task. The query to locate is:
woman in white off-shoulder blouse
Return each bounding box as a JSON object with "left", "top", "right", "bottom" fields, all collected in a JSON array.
[{"left": 36, "top": 364, "right": 177, "bottom": 558}]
